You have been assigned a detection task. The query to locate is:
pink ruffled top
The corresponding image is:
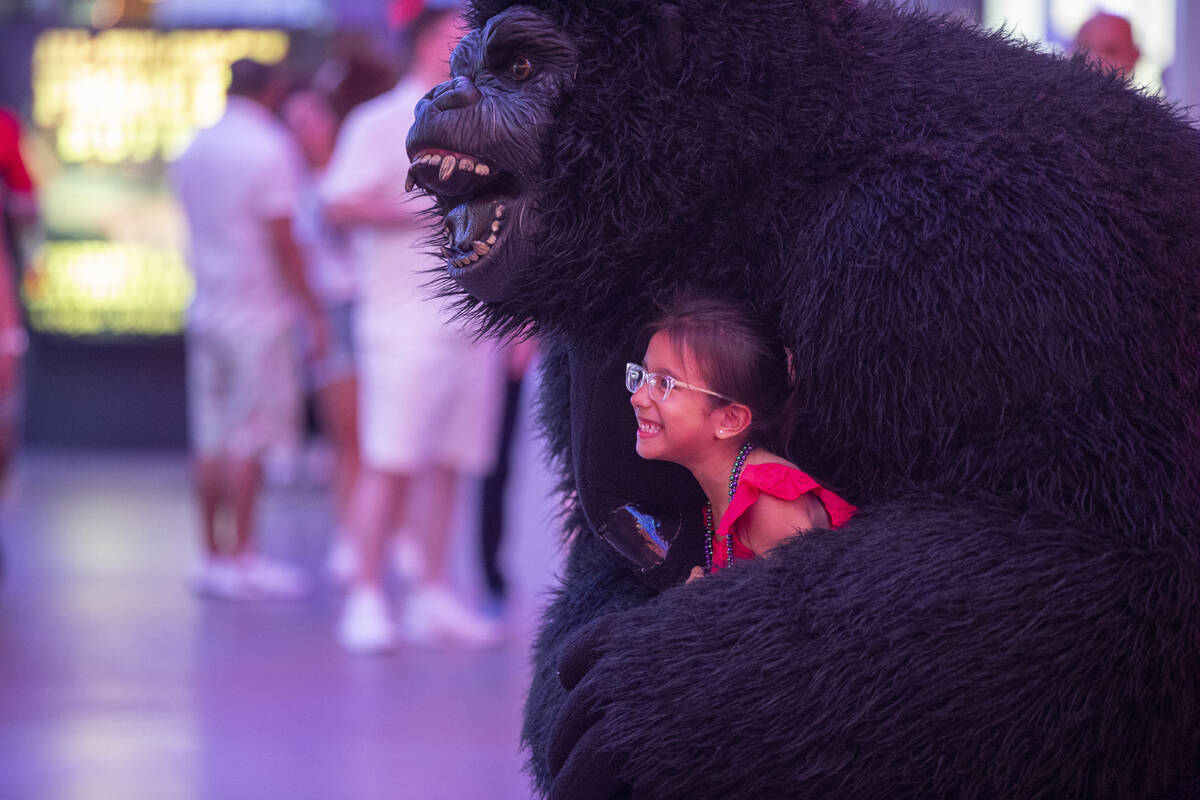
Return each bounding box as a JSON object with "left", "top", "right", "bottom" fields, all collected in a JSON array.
[{"left": 711, "top": 462, "right": 856, "bottom": 572}]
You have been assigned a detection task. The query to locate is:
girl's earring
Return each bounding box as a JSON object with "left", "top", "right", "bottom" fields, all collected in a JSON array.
[{"left": 717, "top": 429, "right": 724, "bottom": 437}]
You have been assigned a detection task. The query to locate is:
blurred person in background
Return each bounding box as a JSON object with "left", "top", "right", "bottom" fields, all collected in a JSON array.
[
  {"left": 323, "top": 6, "right": 505, "bottom": 653},
  {"left": 1073, "top": 12, "right": 1140, "bottom": 77},
  {"left": 0, "top": 203, "right": 21, "bottom": 584},
  {"left": 0, "top": 107, "right": 33, "bottom": 488},
  {"left": 282, "top": 87, "right": 362, "bottom": 580},
  {"left": 313, "top": 49, "right": 398, "bottom": 127},
  {"left": 171, "top": 59, "right": 327, "bottom": 600},
  {"left": 0, "top": 106, "right": 38, "bottom": 233},
  {"left": 0, "top": 202, "right": 25, "bottom": 490},
  {"left": 477, "top": 338, "right": 537, "bottom": 617}
]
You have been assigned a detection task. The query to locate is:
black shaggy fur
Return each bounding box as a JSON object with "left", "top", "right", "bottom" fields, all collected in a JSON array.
[{"left": 442, "top": 1, "right": 1200, "bottom": 797}]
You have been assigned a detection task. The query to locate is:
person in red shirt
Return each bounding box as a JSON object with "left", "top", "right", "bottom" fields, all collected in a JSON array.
[
  {"left": 0, "top": 198, "right": 25, "bottom": 487},
  {"left": 626, "top": 295, "right": 855, "bottom": 579},
  {"left": 0, "top": 107, "right": 36, "bottom": 225}
]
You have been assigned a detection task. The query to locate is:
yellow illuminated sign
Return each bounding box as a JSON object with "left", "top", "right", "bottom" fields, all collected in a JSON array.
[
  {"left": 33, "top": 28, "right": 289, "bottom": 164},
  {"left": 29, "top": 28, "right": 289, "bottom": 336},
  {"left": 23, "top": 242, "right": 195, "bottom": 336}
]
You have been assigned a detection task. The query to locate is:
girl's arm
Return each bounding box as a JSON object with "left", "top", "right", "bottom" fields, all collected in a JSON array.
[{"left": 740, "top": 491, "right": 831, "bottom": 557}]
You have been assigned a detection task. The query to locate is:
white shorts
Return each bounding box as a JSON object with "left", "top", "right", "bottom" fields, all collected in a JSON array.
[
  {"left": 187, "top": 327, "right": 301, "bottom": 459},
  {"left": 358, "top": 339, "right": 504, "bottom": 475}
]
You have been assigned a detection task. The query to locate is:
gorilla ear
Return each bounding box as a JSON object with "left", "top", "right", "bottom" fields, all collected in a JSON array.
[{"left": 654, "top": 2, "right": 684, "bottom": 79}]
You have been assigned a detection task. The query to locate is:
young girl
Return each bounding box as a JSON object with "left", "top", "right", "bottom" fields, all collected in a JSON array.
[{"left": 626, "top": 295, "right": 856, "bottom": 577}]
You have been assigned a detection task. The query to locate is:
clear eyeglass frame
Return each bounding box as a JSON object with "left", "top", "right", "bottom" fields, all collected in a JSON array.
[{"left": 625, "top": 362, "right": 735, "bottom": 404}]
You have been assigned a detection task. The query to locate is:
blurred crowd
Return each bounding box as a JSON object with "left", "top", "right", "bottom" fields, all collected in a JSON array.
[{"left": 168, "top": 4, "right": 532, "bottom": 654}]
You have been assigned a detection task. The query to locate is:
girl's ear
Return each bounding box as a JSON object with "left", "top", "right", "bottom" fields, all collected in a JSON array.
[{"left": 712, "top": 402, "right": 752, "bottom": 440}]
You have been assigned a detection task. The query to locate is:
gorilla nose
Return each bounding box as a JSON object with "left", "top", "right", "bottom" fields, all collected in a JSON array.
[{"left": 430, "top": 76, "right": 482, "bottom": 111}]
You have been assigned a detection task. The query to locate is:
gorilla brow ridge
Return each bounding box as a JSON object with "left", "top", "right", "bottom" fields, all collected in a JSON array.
[{"left": 480, "top": 9, "right": 578, "bottom": 74}]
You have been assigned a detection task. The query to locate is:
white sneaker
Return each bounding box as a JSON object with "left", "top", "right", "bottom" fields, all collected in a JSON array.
[
  {"left": 242, "top": 555, "right": 309, "bottom": 599},
  {"left": 399, "top": 585, "right": 504, "bottom": 648},
  {"left": 324, "top": 535, "right": 359, "bottom": 586},
  {"left": 188, "top": 559, "right": 255, "bottom": 600},
  {"left": 338, "top": 587, "right": 395, "bottom": 654}
]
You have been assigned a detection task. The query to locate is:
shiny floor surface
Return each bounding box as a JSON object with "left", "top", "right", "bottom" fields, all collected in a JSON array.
[{"left": 0, "top": 447, "right": 564, "bottom": 800}]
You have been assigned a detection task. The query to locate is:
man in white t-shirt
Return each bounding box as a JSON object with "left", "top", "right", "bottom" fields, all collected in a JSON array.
[
  {"left": 172, "top": 59, "right": 328, "bottom": 599},
  {"left": 322, "top": 7, "right": 505, "bottom": 652}
]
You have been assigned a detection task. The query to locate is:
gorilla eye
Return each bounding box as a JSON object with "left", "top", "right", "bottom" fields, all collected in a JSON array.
[{"left": 509, "top": 56, "right": 533, "bottom": 80}]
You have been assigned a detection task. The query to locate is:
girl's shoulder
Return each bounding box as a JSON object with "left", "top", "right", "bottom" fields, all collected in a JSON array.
[
  {"left": 740, "top": 454, "right": 821, "bottom": 498},
  {"left": 744, "top": 449, "right": 798, "bottom": 470},
  {"left": 739, "top": 448, "right": 858, "bottom": 529}
]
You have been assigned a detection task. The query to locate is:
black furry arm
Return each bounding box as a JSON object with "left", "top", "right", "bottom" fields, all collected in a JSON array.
[
  {"left": 522, "top": 526, "right": 657, "bottom": 792},
  {"left": 524, "top": 338, "right": 707, "bottom": 790},
  {"left": 540, "top": 498, "right": 1200, "bottom": 800}
]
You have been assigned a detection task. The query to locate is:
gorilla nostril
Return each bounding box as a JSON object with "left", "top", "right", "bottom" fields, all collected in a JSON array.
[{"left": 432, "top": 76, "right": 482, "bottom": 112}]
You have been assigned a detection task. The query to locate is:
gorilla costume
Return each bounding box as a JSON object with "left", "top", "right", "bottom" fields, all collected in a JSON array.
[{"left": 406, "top": 1, "right": 1200, "bottom": 797}]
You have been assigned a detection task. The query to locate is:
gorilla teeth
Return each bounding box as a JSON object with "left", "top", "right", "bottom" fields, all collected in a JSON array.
[
  {"left": 491, "top": 220, "right": 501, "bottom": 232},
  {"left": 486, "top": 234, "right": 497, "bottom": 245},
  {"left": 495, "top": 205, "right": 506, "bottom": 219},
  {"left": 409, "top": 151, "right": 495, "bottom": 185},
  {"left": 473, "top": 241, "right": 490, "bottom": 255},
  {"left": 405, "top": 171, "right": 416, "bottom": 192}
]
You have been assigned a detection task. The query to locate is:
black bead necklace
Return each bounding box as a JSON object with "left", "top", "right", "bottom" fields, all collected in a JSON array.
[{"left": 703, "top": 441, "right": 755, "bottom": 574}]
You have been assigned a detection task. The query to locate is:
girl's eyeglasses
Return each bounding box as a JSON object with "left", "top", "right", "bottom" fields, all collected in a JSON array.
[{"left": 625, "top": 362, "right": 735, "bottom": 404}]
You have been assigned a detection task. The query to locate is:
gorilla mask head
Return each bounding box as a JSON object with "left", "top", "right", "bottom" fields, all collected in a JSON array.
[
  {"left": 405, "top": 6, "right": 578, "bottom": 304},
  {"left": 407, "top": 0, "right": 850, "bottom": 341}
]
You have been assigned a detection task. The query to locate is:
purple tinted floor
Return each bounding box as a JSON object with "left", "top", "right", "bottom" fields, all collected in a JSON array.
[{"left": 0, "top": 449, "right": 564, "bottom": 800}]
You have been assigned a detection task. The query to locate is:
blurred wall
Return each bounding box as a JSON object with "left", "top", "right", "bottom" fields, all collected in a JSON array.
[
  {"left": 1172, "top": 2, "right": 1200, "bottom": 120},
  {"left": 0, "top": 21, "right": 36, "bottom": 112}
]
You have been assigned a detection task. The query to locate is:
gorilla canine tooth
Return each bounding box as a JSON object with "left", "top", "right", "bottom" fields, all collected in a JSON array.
[
  {"left": 439, "top": 156, "right": 457, "bottom": 182},
  {"left": 405, "top": 172, "right": 416, "bottom": 192},
  {"left": 473, "top": 241, "right": 490, "bottom": 255},
  {"left": 474, "top": 164, "right": 490, "bottom": 176}
]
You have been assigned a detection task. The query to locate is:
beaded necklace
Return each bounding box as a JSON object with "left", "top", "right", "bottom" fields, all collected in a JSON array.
[{"left": 703, "top": 441, "right": 755, "bottom": 574}]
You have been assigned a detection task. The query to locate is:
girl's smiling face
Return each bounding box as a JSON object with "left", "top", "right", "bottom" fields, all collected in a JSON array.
[{"left": 631, "top": 331, "right": 722, "bottom": 467}]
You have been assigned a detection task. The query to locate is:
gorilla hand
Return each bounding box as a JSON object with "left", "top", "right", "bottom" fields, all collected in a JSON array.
[
  {"left": 549, "top": 614, "right": 633, "bottom": 800},
  {"left": 537, "top": 501, "right": 1184, "bottom": 800}
]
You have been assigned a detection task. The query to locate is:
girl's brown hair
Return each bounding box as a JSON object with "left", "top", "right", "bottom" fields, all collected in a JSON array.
[{"left": 648, "top": 294, "right": 793, "bottom": 452}]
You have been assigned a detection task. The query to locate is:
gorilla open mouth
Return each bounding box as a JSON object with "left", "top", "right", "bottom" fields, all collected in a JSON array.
[
  {"left": 407, "top": 148, "right": 518, "bottom": 281},
  {"left": 404, "top": 5, "right": 577, "bottom": 303}
]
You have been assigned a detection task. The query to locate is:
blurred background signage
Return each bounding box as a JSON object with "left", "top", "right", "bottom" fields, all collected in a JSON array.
[{"left": 25, "top": 27, "right": 289, "bottom": 337}]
